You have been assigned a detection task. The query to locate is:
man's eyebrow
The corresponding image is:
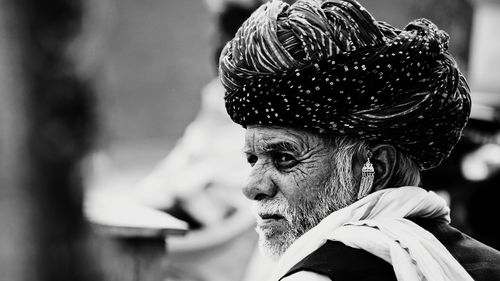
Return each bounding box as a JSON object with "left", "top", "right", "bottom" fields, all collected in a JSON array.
[
  {"left": 258, "top": 140, "right": 300, "bottom": 153},
  {"left": 243, "top": 139, "right": 302, "bottom": 154}
]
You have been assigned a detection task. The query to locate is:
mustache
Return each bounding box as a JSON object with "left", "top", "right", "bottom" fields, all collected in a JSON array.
[{"left": 251, "top": 199, "right": 292, "bottom": 221}]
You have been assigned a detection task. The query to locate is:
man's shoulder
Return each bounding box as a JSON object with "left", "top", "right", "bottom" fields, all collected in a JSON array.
[
  {"left": 281, "top": 219, "right": 500, "bottom": 281},
  {"left": 281, "top": 240, "right": 397, "bottom": 281},
  {"left": 414, "top": 218, "right": 500, "bottom": 280}
]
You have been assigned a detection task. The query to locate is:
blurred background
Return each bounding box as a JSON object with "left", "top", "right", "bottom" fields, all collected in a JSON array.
[{"left": 0, "top": 0, "right": 499, "bottom": 280}]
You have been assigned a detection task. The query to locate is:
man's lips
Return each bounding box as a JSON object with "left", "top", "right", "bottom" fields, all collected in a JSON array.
[
  {"left": 259, "top": 213, "right": 285, "bottom": 220},
  {"left": 256, "top": 213, "right": 287, "bottom": 229}
]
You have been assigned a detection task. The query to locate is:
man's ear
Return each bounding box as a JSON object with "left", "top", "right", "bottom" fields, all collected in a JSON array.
[
  {"left": 352, "top": 144, "right": 397, "bottom": 195},
  {"left": 370, "top": 144, "right": 397, "bottom": 191}
]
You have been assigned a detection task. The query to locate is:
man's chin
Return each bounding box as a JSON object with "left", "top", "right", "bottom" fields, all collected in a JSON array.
[
  {"left": 258, "top": 234, "right": 294, "bottom": 261},
  {"left": 256, "top": 221, "right": 296, "bottom": 260}
]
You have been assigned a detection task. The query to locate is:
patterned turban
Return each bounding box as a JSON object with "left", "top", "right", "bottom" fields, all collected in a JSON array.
[{"left": 219, "top": 0, "right": 471, "bottom": 170}]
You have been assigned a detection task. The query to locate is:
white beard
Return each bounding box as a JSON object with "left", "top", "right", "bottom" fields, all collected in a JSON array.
[{"left": 251, "top": 173, "right": 356, "bottom": 260}]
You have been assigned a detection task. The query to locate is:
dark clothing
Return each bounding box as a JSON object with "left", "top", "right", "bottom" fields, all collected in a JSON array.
[
  {"left": 283, "top": 240, "right": 397, "bottom": 281},
  {"left": 281, "top": 219, "right": 500, "bottom": 281}
]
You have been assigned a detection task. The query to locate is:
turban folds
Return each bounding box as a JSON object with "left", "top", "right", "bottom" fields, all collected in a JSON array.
[{"left": 219, "top": 0, "right": 471, "bottom": 170}]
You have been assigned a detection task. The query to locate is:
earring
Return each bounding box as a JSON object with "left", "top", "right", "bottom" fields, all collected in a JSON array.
[{"left": 357, "top": 151, "right": 375, "bottom": 200}]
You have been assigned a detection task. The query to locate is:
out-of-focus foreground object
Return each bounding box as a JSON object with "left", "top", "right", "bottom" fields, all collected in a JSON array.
[{"left": 0, "top": 0, "right": 100, "bottom": 280}]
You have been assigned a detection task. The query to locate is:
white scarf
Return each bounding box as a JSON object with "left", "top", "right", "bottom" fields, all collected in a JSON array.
[{"left": 268, "top": 186, "right": 474, "bottom": 281}]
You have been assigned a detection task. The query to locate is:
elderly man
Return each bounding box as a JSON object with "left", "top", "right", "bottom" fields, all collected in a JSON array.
[{"left": 218, "top": 0, "right": 500, "bottom": 280}]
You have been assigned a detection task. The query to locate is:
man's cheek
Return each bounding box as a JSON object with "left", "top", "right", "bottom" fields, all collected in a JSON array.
[{"left": 286, "top": 163, "right": 328, "bottom": 191}]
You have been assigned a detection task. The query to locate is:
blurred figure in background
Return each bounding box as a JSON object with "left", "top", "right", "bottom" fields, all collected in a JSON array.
[
  {"left": 126, "top": 1, "right": 265, "bottom": 281},
  {"left": 130, "top": 0, "right": 261, "bottom": 228}
]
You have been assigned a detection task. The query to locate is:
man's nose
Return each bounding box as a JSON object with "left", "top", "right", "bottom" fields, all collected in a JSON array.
[{"left": 242, "top": 162, "right": 277, "bottom": 201}]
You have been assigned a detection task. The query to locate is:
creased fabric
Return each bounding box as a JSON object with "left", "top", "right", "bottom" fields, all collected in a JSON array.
[
  {"left": 219, "top": 0, "right": 471, "bottom": 170},
  {"left": 268, "top": 186, "right": 474, "bottom": 281}
]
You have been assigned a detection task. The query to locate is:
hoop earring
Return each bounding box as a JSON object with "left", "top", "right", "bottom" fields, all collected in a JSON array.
[{"left": 357, "top": 151, "right": 375, "bottom": 200}]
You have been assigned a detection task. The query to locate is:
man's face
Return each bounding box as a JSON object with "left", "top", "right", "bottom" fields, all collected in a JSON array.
[{"left": 243, "top": 125, "right": 355, "bottom": 259}]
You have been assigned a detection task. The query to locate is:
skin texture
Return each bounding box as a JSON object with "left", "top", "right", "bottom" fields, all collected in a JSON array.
[
  {"left": 243, "top": 125, "right": 401, "bottom": 259},
  {"left": 243, "top": 125, "right": 355, "bottom": 259}
]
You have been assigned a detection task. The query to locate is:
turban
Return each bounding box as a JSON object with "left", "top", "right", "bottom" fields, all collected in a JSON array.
[{"left": 219, "top": 0, "right": 471, "bottom": 170}]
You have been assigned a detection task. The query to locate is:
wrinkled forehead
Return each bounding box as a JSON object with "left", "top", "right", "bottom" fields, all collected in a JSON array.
[{"left": 244, "top": 125, "right": 328, "bottom": 153}]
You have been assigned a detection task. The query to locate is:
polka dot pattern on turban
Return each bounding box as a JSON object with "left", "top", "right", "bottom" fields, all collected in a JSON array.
[{"left": 219, "top": 0, "right": 471, "bottom": 170}]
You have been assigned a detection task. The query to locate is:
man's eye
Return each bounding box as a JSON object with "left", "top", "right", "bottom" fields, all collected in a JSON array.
[
  {"left": 274, "top": 153, "right": 298, "bottom": 170},
  {"left": 246, "top": 154, "right": 258, "bottom": 167}
]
